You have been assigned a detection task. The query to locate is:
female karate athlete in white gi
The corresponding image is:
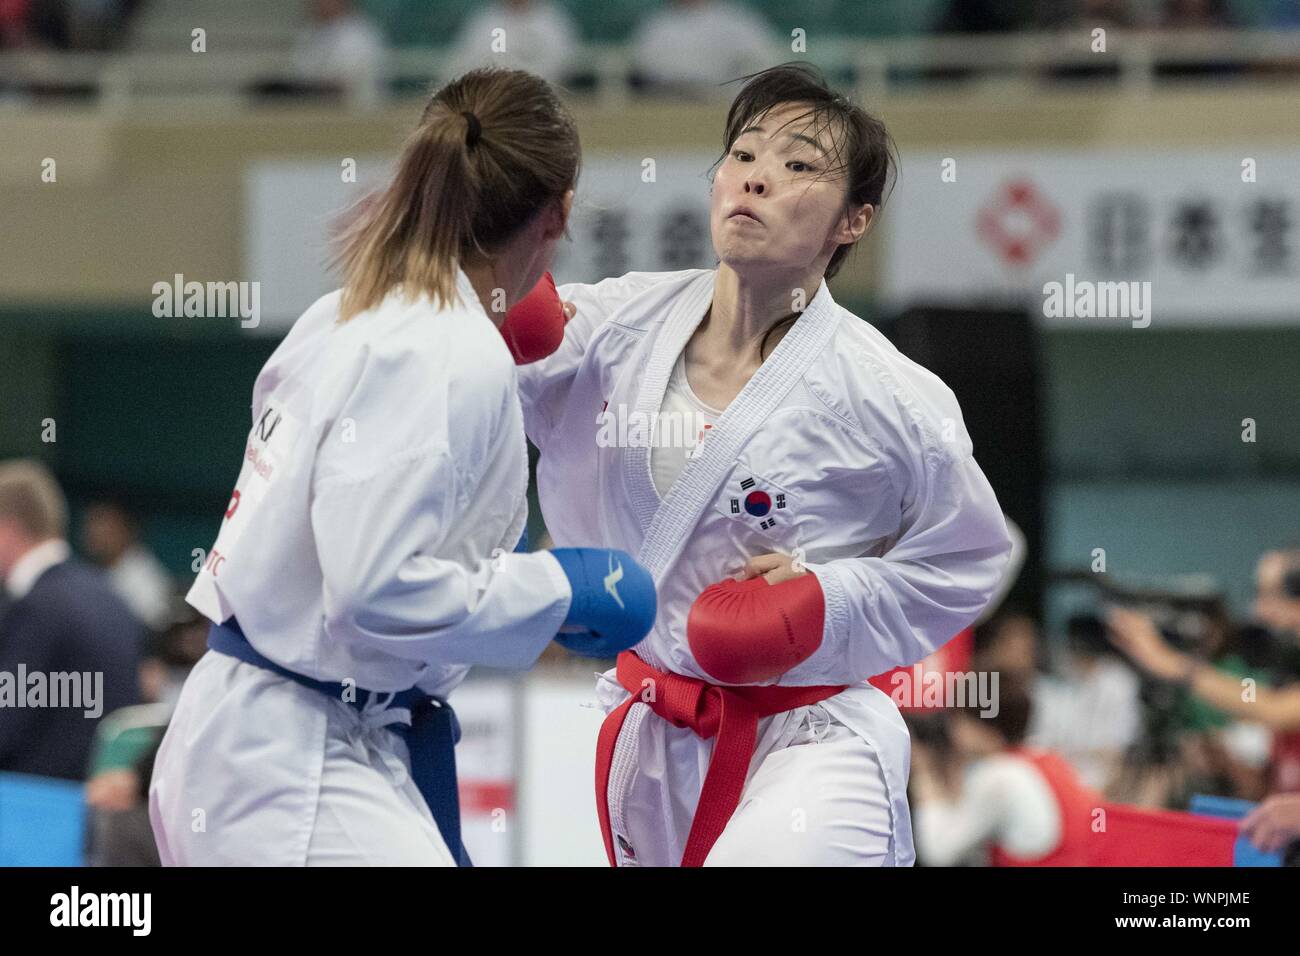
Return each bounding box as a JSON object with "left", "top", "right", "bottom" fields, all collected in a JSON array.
[
  {"left": 519, "top": 64, "right": 1014, "bottom": 866},
  {"left": 149, "top": 68, "right": 657, "bottom": 866}
]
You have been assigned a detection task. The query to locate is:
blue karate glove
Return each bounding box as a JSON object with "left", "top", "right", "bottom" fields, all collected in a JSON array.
[{"left": 549, "top": 547, "right": 657, "bottom": 658}]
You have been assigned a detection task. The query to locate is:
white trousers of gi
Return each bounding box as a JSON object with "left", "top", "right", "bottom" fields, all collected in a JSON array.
[
  {"left": 705, "top": 715, "right": 894, "bottom": 866},
  {"left": 149, "top": 651, "right": 455, "bottom": 867},
  {"left": 599, "top": 676, "right": 912, "bottom": 867}
]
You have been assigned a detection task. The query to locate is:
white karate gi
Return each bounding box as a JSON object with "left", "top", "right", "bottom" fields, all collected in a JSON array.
[
  {"left": 519, "top": 269, "right": 1014, "bottom": 866},
  {"left": 150, "top": 270, "right": 573, "bottom": 865}
]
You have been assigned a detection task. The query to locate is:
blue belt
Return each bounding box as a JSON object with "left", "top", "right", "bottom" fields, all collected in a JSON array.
[{"left": 207, "top": 618, "right": 471, "bottom": 867}]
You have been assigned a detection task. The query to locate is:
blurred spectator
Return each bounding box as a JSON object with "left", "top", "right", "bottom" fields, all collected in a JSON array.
[
  {"left": 84, "top": 604, "right": 206, "bottom": 866},
  {"left": 84, "top": 701, "right": 167, "bottom": 865},
  {"left": 1174, "top": 609, "right": 1274, "bottom": 802},
  {"left": 1159, "top": 0, "right": 1234, "bottom": 28},
  {"left": 1252, "top": 550, "right": 1300, "bottom": 644},
  {"left": 136, "top": 598, "right": 208, "bottom": 707},
  {"left": 630, "top": 0, "right": 776, "bottom": 96},
  {"left": 1109, "top": 549, "right": 1300, "bottom": 794},
  {"left": 448, "top": 0, "right": 579, "bottom": 84},
  {"left": 1, "top": 0, "right": 138, "bottom": 51},
  {"left": 1037, "top": 0, "right": 1139, "bottom": 29},
  {"left": 22, "top": 0, "right": 69, "bottom": 48},
  {"left": 973, "top": 609, "right": 1043, "bottom": 684},
  {"left": 912, "top": 678, "right": 1100, "bottom": 865},
  {"left": 1028, "top": 613, "right": 1142, "bottom": 792},
  {"left": 0, "top": 459, "right": 142, "bottom": 781},
  {"left": 935, "top": 0, "right": 1036, "bottom": 32},
  {"left": 927, "top": 0, "right": 1034, "bottom": 83},
  {"left": 66, "top": 0, "right": 142, "bottom": 50},
  {"left": 81, "top": 499, "right": 173, "bottom": 632},
  {"left": 0, "top": 0, "right": 33, "bottom": 49},
  {"left": 291, "top": 0, "right": 387, "bottom": 109}
]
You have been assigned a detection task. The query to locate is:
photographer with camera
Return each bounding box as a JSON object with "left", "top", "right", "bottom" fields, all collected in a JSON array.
[{"left": 1108, "top": 550, "right": 1300, "bottom": 853}]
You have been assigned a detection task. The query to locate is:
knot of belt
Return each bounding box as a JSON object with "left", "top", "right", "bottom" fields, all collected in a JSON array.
[
  {"left": 640, "top": 661, "right": 746, "bottom": 738},
  {"left": 595, "top": 650, "right": 846, "bottom": 867},
  {"left": 207, "top": 618, "right": 470, "bottom": 866}
]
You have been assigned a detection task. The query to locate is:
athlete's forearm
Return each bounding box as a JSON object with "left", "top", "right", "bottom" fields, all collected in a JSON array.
[{"left": 1185, "top": 661, "right": 1300, "bottom": 730}]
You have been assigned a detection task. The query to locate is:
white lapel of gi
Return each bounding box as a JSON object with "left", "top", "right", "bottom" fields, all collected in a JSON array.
[
  {"left": 631, "top": 273, "right": 841, "bottom": 581},
  {"left": 623, "top": 271, "right": 715, "bottom": 537}
]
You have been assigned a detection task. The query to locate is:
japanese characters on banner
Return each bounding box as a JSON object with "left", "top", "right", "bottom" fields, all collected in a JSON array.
[
  {"left": 884, "top": 150, "right": 1300, "bottom": 325},
  {"left": 551, "top": 152, "right": 720, "bottom": 283},
  {"left": 246, "top": 150, "right": 1299, "bottom": 329},
  {"left": 243, "top": 154, "right": 722, "bottom": 329}
]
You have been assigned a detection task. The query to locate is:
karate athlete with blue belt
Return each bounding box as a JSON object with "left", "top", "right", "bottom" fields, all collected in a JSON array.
[{"left": 148, "top": 68, "right": 656, "bottom": 867}]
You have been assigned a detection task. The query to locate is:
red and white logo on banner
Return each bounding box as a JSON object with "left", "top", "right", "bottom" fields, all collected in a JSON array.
[{"left": 976, "top": 179, "right": 1061, "bottom": 267}]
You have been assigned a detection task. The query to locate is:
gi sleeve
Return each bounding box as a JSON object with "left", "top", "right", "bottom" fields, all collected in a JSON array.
[
  {"left": 309, "top": 332, "right": 573, "bottom": 670},
  {"left": 792, "top": 449, "right": 1013, "bottom": 685},
  {"left": 311, "top": 446, "right": 573, "bottom": 669},
  {"left": 517, "top": 271, "right": 681, "bottom": 449}
]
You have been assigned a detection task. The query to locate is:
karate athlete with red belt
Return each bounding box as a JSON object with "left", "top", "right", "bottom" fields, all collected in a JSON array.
[{"left": 518, "top": 64, "right": 1014, "bottom": 867}]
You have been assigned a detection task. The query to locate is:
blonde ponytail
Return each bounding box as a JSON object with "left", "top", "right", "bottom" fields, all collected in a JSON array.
[{"left": 333, "top": 69, "right": 580, "bottom": 322}]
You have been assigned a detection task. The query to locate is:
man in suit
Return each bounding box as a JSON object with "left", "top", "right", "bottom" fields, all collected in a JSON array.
[{"left": 0, "top": 460, "right": 143, "bottom": 781}]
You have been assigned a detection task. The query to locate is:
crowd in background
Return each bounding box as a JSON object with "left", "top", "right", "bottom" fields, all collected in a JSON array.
[
  {"left": 0, "top": 460, "right": 204, "bottom": 865},
  {"left": 0, "top": 0, "right": 142, "bottom": 50},
  {"left": 7, "top": 0, "right": 1300, "bottom": 97},
  {"left": 907, "top": 551, "right": 1300, "bottom": 864}
]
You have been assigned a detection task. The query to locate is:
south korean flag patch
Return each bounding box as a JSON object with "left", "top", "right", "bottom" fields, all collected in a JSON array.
[{"left": 728, "top": 475, "right": 788, "bottom": 531}]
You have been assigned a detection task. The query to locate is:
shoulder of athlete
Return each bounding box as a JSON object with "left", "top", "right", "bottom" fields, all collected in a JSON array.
[
  {"left": 807, "top": 309, "right": 975, "bottom": 465},
  {"left": 312, "top": 290, "right": 518, "bottom": 471},
  {"left": 560, "top": 268, "right": 710, "bottom": 334}
]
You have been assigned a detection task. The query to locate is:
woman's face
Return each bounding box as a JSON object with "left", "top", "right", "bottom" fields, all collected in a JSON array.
[
  {"left": 505, "top": 188, "right": 574, "bottom": 307},
  {"left": 710, "top": 101, "right": 869, "bottom": 279}
]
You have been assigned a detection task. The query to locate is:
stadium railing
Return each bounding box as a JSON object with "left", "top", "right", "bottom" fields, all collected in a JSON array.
[{"left": 0, "top": 31, "right": 1297, "bottom": 111}]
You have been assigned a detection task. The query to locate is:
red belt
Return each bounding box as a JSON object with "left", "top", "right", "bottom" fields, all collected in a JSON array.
[{"left": 595, "top": 651, "right": 847, "bottom": 867}]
